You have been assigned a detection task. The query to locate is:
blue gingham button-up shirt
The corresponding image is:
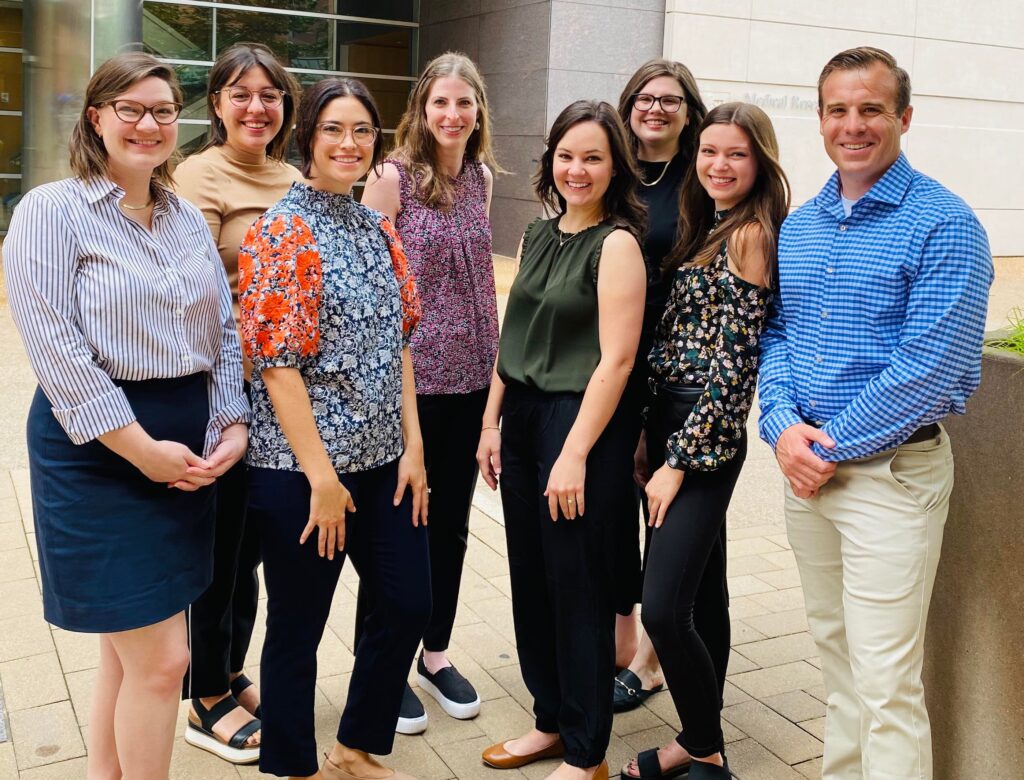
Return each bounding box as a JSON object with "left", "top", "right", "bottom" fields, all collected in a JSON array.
[{"left": 758, "top": 154, "right": 993, "bottom": 461}]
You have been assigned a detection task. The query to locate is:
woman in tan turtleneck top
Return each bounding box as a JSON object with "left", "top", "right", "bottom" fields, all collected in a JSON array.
[{"left": 173, "top": 42, "right": 302, "bottom": 766}]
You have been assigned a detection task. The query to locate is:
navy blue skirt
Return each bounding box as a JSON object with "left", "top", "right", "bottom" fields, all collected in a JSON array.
[{"left": 27, "top": 373, "right": 216, "bottom": 633}]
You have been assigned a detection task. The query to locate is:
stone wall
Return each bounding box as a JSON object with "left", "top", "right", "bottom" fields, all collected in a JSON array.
[{"left": 925, "top": 347, "right": 1024, "bottom": 778}]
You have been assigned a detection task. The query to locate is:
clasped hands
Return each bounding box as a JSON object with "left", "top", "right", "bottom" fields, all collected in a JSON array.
[
  {"left": 137, "top": 423, "right": 249, "bottom": 491},
  {"left": 775, "top": 423, "right": 837, "bottom": 498}
]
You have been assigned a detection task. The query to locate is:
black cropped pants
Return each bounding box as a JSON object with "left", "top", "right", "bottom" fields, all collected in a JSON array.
[
  {"left": 500, "top": 382, "right": 634, "bottom": 768},
  {"left": 355, "top": 389, "right": 488, "bottom": 653}
]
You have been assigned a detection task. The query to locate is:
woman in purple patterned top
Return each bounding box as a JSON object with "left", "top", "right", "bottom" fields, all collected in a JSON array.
[{"left": 361, "top": 51, "right": 502, "bottom": 732}]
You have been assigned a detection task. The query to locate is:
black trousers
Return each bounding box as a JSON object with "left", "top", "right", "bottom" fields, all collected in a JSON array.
[
  {"left": 354, "top": 389, "right": 487, "bottom": 653},
  {"left": 612, "top": 372, "right": 648, "bottom": 616},
  {"left": 640, "top": 391, "right": 745, "bottom": 759},
  {"left": 500, "top": 382, "right": 634, "bottom": 768},
  {"left": 183, "top": 457, "right": 261, "bottom": 699},
  {"left": 250, "top": 461, "right": 431, "bottom": 778}
]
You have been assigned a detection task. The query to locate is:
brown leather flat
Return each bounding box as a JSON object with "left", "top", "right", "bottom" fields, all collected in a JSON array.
[{"left": 481, "top": 737, "right": 565, "bottom": 768}]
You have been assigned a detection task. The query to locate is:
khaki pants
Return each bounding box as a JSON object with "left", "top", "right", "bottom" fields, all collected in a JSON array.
[{"left": 785, "top": 428, "right": 953, "bottom": 780}]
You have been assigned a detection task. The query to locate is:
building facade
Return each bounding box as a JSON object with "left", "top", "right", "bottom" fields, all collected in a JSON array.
[{"left": 4, "top": 1, "right": 1022, "bottom": 257}]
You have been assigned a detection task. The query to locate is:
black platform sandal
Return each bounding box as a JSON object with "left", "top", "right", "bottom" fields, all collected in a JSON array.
[
  {"left": 230, "top": 672, "right": 262, "bottom": 718},
  {"left": 185, "top": 694, "right": 260, "bottom": 764}
]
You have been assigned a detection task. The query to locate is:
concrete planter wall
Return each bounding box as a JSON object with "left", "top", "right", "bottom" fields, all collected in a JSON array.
[{"left": 924, "top": 345, "right": 1024, "bottom": 779}]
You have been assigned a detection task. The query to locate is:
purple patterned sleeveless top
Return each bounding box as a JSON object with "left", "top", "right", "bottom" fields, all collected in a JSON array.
[{"left": 387, "top": 158, "right": 499, "bottom": 395}]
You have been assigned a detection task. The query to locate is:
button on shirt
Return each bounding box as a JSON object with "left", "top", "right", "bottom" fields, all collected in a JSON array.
[
  {"left": 3, "top": 177, "right": 250, "bottom": 455},
  {"left": 758, "top": 154, "right": 993, "bottom": 461}
]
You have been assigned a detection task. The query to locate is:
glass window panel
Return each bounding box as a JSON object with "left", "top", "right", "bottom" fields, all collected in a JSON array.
[
  {"left": 0, "top": 176, "right": 22, "bottom": 233},
  {"left": 0, "top": 51, "right": 22, "bottom": 111},
  {"left": 293, "top": 73, "right": 410, "bottom": 131},
  {"left": 177, "top": 122, "right": 211, "bottom": 158},
  {"left": 143, "top": 3, "right": 213, "bottom": 61},
  {"left": 0, "top": 113, "right": 22, "bottom": 176},
  {"left": 216, "top": 0, "right": 333, "bottom": 11},
  {"left": 336, "top": 0, "right": 416, "bottom": 22},
  {"left": 0, "top": 3, "right": 22, "bottom": 49},
  {"left": 336, "top": 24, "right": 411, "bottom": 77},
  {"left": 173, "top": 64, "right": 212, "bottom": 121},
  {"left": 217, "top": 10, "right": 330, "bottom": 70}
]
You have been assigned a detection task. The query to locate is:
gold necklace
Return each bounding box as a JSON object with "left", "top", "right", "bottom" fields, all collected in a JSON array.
[
  {"left": 639, "top": 159, "right": 672, "bottom": 188},
  {"left": 557, "top": 218, "right": 602, "bottom": 249},
  {"left": 119, "top": 197, "right": 153, "bottom": 211}
]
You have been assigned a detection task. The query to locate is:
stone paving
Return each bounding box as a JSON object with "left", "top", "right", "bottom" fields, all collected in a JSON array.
[{"left": 0, "top": 257, "right": 1021, "bottom": 779}]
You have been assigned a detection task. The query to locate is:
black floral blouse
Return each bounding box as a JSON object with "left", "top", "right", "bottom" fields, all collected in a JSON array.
[{"left": 647, "top": 228, "right": 771, "bottom": 471}]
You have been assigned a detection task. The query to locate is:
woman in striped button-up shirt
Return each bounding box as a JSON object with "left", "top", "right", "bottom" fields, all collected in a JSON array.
[{"left": 3, "top": 53, "right": 249, "bottom": 780}]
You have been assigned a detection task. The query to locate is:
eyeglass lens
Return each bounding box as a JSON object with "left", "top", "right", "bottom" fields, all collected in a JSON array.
[
  {"left": 112, "top": 100, "right": 180, "bottom": 124},
  {"left": 634, "top": 94, "right": 684, "bottom": 113},
  {"left": 227, "top": 88, "right": 285, "bottom": 107}
]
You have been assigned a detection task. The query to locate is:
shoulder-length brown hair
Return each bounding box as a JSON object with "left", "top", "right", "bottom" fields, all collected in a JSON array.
[
  {"left": 666, "top": 102, "right": 790, "bottom": 288},
  {"left": 534, "top": 100, "right": 647, "bottom": 243},
  {"left": 69, "top": 52, "right": 183, "bottom": 187},
  {"left": 294, "top": 77, "right": 384, "bottom": 180},
  {"left": 391, "top": 51, "right": 504, "bottom": 209},
  {"left": 617, "top": 59, "right": 707, "bottom": 164},
  {"left": 201, "top": 43, "right": 299, "bottom": 161}
]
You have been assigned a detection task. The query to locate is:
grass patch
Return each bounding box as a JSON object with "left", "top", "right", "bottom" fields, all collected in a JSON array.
[{"left": 987, "top": 307, "right": 1024, "bottom": 356}]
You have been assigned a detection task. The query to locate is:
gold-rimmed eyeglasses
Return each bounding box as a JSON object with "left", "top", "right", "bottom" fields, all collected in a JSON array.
[
  {"left": 215, "top": 87, "right": 288, "bottom": 108},
  {"left": 317, "top": 122, "right": 378, "bottom": 147}
]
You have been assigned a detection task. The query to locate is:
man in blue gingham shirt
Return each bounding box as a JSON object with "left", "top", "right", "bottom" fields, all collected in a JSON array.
[{"left": 758, "top": 47, "right": 992, "bottom": 780}]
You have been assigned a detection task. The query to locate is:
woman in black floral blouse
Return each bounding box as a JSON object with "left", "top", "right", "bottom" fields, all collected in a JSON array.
[{"left": 622, "top": 103, "right": 789, "bottom": 780}]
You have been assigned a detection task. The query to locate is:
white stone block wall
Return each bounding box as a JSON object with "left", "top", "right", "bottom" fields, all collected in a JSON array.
[{"left": 664, "top": 0, "right": 1024, "bottom": 255}]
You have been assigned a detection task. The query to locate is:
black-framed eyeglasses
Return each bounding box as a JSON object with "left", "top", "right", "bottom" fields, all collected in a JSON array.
[
  {"left": 100, "top": 100, "right": 182, "bottom": 125},
  {"left": 317, "top": 122, "right": 378, "bottom": 147},
  {"left": 632, "top": 93, "right": 685, "bottom": 114},
  {"left": 215, "top": 87, "right": 288, "bottom": 108}
]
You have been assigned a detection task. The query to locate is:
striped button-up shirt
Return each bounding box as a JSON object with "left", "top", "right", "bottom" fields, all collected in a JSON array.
[
  {"left": 758, "top": 154, "right": 993, "bottom": 461},
  {"left": 3, "top": 177, "right": 249, "bottom": 455}
]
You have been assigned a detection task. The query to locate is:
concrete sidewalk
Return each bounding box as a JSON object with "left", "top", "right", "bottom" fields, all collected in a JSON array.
[{"left": 0, "top": 256, "right": 1021, "bottom": 778}]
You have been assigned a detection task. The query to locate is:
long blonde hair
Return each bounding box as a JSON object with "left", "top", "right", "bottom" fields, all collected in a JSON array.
[{"left": 391, "top": 52, "right": 503, "bottom": 209}]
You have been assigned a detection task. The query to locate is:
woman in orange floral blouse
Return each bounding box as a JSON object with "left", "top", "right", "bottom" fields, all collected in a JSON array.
[{"left": 238, "top": 77, "right": 428, "bottom": 780}]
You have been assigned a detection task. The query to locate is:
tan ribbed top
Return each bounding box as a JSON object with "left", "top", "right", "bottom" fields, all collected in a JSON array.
[{"left": 174, "top": 143, "right": 303, "bottom": 311}]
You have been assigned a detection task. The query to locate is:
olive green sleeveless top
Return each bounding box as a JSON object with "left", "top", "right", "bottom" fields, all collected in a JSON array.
[{"left": 497, "top": 217, "right": 617, "bottom": 393}]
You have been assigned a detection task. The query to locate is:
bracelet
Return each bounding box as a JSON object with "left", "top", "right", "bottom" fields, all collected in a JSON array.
[{"left": 482, "top": 425, "right": 500, "bottom": 432}]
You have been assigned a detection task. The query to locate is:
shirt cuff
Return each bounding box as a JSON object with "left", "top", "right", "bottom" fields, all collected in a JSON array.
[
  {"left": 759, "top": 407, "right": 804, "bottom": 450},
  {"left": 52, "top": 387, "right": 137, "bottom": 445},
  {"left": 204, "top": 395, "right": 252, "bottom": 458}
]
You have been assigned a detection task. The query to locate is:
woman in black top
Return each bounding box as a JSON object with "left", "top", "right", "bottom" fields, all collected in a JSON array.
[
  {"left": 611, "top": 59, "right": 707, "bottom": 712},
  {"left": 624, "top": 102, "right": 789, "bottom": 780}
]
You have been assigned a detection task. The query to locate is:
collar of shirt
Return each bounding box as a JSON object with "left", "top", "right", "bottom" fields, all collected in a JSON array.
[
  {"left": 78, "top": 175, "right": 180, "bottom": 217},
  {"left": 813, "top": 152, "right": 914, "bottom": 222},
  {"left": 288, "top": 181, "right": 356, "bottom": 219}
]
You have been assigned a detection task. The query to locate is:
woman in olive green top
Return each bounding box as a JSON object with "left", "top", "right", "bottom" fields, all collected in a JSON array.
[
  {"left": 173, "top": 42, "right": 301, "bottom": 764},
  {"left": 475, "top": 101, "right": 646, "bottom": 780}
]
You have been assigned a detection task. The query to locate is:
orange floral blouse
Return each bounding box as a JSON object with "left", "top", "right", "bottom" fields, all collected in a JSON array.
[{"left": 239, "top": 182, "right": 420, "bottom": 472}]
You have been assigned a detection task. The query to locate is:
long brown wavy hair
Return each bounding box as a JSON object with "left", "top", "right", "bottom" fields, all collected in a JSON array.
[
  {"left": 391, "top": 52, "right": 503, "bottom": 209},
  {"left": 534, "top": 100, "right": 647, "bottom": 244},
  {"left": 666, "top": 102, "right": 790, "bottom": 288},
  {"left": 617, "top": 58, "right": 707, "bottom": 164}
]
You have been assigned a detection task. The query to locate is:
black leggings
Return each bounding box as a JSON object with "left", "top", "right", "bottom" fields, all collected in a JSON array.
[{"left": 641, "top": 391, "right": 746, "bottom": 759}]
